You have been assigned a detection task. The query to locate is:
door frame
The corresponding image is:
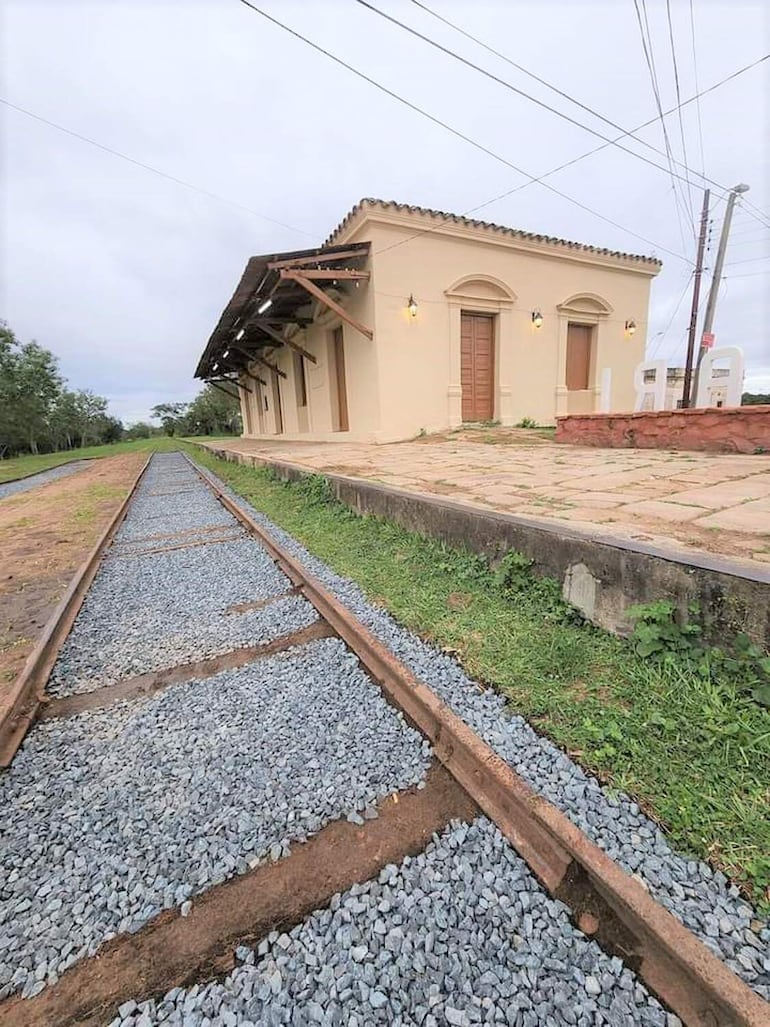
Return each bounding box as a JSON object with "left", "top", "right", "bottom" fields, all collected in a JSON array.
[
  {"left": 330, "top": 325, "right": 349, "bottom": 432},
  {"left": 555, "top": 293, "right": 612, "bottom": 416},
  {"left": 460, "top": 311, "right": 496, "bottom": 422},
  {"left": 565, "top": 321, "right": 595, "bottom": 392},
  {"left": 445, "top": 277, "right": 516, "bottom": 428}
]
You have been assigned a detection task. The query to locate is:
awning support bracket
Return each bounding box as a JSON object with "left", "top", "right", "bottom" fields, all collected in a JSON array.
[
  {"left": 280, "top": 270, "right": 373, "bottom": 341},
  {"left": 252, "top": 320, "right": 318, "bottom": 364}
]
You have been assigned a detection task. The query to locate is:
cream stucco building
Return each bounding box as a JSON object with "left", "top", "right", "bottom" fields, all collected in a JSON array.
[{"left": 196, "top": 199, "right": 662, "bottom": 443}]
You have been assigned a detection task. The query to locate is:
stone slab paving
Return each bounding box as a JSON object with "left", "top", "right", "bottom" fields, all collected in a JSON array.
[{"left": 201, "top": 429, "right": 770, "bottom": 565}]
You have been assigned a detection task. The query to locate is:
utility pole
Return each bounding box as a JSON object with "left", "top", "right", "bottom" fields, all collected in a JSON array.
[
  {"left": 691, "top": 182, "right": 750, "bottom": 405},
  {"left": 681, "top": 188, "right": 710, "bottom": 408}
]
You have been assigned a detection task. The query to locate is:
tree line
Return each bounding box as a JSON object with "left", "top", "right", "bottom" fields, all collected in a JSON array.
[
  {"left": 148, "top": 388, "right": 241, "bottom": 438},
  {"left": 0, "top": 321, "right": 240, "bottom": 458}
]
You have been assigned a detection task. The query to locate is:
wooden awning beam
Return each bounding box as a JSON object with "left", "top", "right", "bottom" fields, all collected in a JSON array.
[
  {"left": 253, "top": 354, "right": 288, "bottom": 380},
  {"left": 239, "top": 367, "right": 267, "bottom": 388},
  {"left": 266, "top": 248, "right": 369, "bottom": 270},
  {"left": 208, "top": 378, "right": 251, "bottom": 397},
  {"left": 281, "top": 269, "right": 370, "bottom": 282},
  {"left": 252, "top": 319, "right": 317, "bottom": 364},
  {"left": 263, "top": 316, "right": 314, "bottom": 327},
  {"left": 231, "top": 345, "right": 270, "bottom": 383},
  {"left": 281, "top": 270, "right": 373, "bottom": 341},
  {"left": 250, "top": 319, "right": 292, "bottom": 351},
  {"left": 281, "top": 334, "right": 318, "bottom": 365}
]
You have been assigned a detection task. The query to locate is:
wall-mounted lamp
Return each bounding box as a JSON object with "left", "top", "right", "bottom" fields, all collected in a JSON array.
[
  {"left": 235, "top": 328, "right": 245, "bottom": 341},
  {"left": 257, "top": 298, "right": 273, "bottom": 315},
  {"left": 222, "top": 349, "right": 230, "bottom": 360},
  {"left": 407, "top": 294, "right": 418, "bottom": 318},
  {"left": 531, "top": 310, "right": 543, "bottom": 329},
  {"left": 625, "top": 319, "right": 637, "bottom": 337}
]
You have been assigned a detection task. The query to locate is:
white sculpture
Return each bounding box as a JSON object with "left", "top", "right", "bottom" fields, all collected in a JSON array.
[
  {"left": 695, "top": 346, "right": 745, "bottom": 408},
  {"left": 633, "top": 359, "right": 668, "bottom": 411}
]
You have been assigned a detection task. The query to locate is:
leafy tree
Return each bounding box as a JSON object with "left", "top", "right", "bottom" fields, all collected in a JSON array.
[
  {"left": 97, "top": 416, "right": 124, "bottom": 444},
  {"left": 0, "top": 321, "right": 124, "bottom": 457},
  {"left": 151, "top": 386, "right": 241, "bottom": 437},
  {"left": 742, "top": 393, "right": 770, "bottom": 406},
  {"left": 185, "top": 384, "right": 241, "bottom": 436},
  {"left": 124, "top": 422, "right": 156, "bottom": 440},
  {"left": 0, "top": 323, "right": 63, "bottom": 455},
  {"left": 72, "top": 390, "right": 109, "bottom": 447},
  {"left": 151, "top": 402, "right": 189, "bottom": 436}
]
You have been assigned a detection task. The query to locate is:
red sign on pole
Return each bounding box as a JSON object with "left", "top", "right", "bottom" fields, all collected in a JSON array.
[{"left": 702, "top": 332, "right": 715, "bottom": 349}]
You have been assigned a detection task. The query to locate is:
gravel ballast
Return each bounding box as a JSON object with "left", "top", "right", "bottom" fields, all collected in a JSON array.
[
  {"left": 0, "top": 638, "right": 432, "bottom": 1000},
  {"left": 0, "top": 459, "right": 92, "bottom": 501},
  {"left": 207, "top": 459, "right": 770, "bottom": 1000},
  {"left": 47, "top": 453, "right": 316, "bottom": 697},
  {"left": 110, "top": 817, "right": 672, "bottom": 1027}
]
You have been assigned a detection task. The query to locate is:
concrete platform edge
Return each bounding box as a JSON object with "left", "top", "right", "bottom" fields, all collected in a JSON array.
[{"left": 197, "top": 443, "right": 770, "bottom": 649}]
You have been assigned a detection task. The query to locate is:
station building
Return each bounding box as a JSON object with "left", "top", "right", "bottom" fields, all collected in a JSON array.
[{"left": 196, "top": 199, "right": 661, "bottom": 443}]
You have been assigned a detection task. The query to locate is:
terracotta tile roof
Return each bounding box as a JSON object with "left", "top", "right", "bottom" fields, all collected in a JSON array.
[{"left": 325, "top": 197, "right": 663, "bottom": 267}]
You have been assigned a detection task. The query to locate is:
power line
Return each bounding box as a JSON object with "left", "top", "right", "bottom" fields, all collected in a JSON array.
[
  {"left": 665, "top": 0, "right": 696, "bottom": 226},
  {"left": 374, "top": 62, "right": 760, "bottom": 260},
  {"left": 648, "top": 271, "right": 695, "bottom": 358},
  {"left": 0, "top": 98, "right": 313, "bottom": 237},
  {"left": 632, "top": 0, "right": 693, "bottom": 249},
  {"left": 741, "top": 202, "right": 770, "bottom": 231},
  {"left": 388, "top": 1, "right": 770, "bottom": 235},
  {"left": 725, "top": 230, "right": 770, "bottom": 244},
  {"left": 359, "top": 0, "right": 711, "bottom": 212},
  {"left": 724, "top": 268, "right": 770, "bottom": 279},
  {"left": 408, "top": 0, "right": 715, "bottom": 205},
  {"left": 722, "top": 254, "right": 770, "bottom": 266},
  {"left": 237, "top": 0, "right": 690, "bottom": 263},
  {"left": 688, "top": 0, "right": 706, "bottom": 178}
]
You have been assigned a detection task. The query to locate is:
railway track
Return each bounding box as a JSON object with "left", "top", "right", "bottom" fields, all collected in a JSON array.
[
  {"left": 0, "top": 458, "right": 93, "bottom": 501},
  {"left": 0, "top": 451, "right": 767, "bottom": 1027}
]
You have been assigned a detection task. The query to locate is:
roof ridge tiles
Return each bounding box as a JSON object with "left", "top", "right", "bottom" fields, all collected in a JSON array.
[{"left": 323, "top": 197, "right": 663, "bottom": 266}]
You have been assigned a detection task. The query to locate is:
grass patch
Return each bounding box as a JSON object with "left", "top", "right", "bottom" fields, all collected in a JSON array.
[
  {"left": 187, "top": 445, "right": 770, "bottom": 909},
  {"left": 0, "top": 437, "right": 207, "bottom": 484},
  {"left": 70, "top": 483, "right": 129, "bottom": 527}
]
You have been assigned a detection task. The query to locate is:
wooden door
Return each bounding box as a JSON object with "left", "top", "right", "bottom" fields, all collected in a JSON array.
[
  {"left": 461, "top": 313, "right": 495, "bottom": 421},
  {"left": 272, "top": 375, "right": 284, "bottom": 433},
  {"left": 240, "top": 384, "right": 252, "bottom": 434},
  {"left": 566, "top": 323, "right": 593, "bottom": 391},
  {"left": 332, "top": 327, "right": 349, "bottom": 432}
]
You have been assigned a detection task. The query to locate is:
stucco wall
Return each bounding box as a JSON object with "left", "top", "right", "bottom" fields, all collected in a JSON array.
[
  {"left": 359, "top": 216, "right": 656, "bottom": 439},
  {"left": 241, "top": 251, "right": 382, "bottom": 443},
  {"left": 238, "top": 208, "right": 659, "bottom": 444}
]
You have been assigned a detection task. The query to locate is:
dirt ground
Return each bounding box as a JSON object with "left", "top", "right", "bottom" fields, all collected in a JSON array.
[{"left": 0, "top": 453, "right": 147, "bottom": 699}]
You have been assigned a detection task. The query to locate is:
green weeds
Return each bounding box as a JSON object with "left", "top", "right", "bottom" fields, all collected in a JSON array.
[{"left": 187, "top": 446, "right": 770, "bottom": 909}]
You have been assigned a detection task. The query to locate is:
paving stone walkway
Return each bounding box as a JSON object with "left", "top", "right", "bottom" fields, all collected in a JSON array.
[{"left": 201, "top": 428, "right": 770, "bottom": 567}]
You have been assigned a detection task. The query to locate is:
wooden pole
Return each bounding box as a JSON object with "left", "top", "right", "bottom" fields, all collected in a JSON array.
[{"left": 681, "top": 188, "right": 710, "bottom": 408}]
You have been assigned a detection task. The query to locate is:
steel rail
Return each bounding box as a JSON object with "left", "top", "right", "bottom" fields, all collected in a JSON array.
[
  {"left": 186, "top": 453, "right": 769, "bottom": 1027},
  {"left": 0, "top": 455, "right": 152, "bottom": 767}
]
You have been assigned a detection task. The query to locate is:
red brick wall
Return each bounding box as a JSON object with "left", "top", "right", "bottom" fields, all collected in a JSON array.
[{"left": 555, "top": 406, "right": 770, "bottom": 454}]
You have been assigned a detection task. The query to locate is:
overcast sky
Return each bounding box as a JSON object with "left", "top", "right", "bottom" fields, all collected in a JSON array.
[{"left": 2, "top": 0, "right": 768, "bottom": 424}]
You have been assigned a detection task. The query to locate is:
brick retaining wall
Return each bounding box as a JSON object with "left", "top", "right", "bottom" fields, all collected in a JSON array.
[{"left": 555, "top": 406, "right": 770, "bottom": 454}]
